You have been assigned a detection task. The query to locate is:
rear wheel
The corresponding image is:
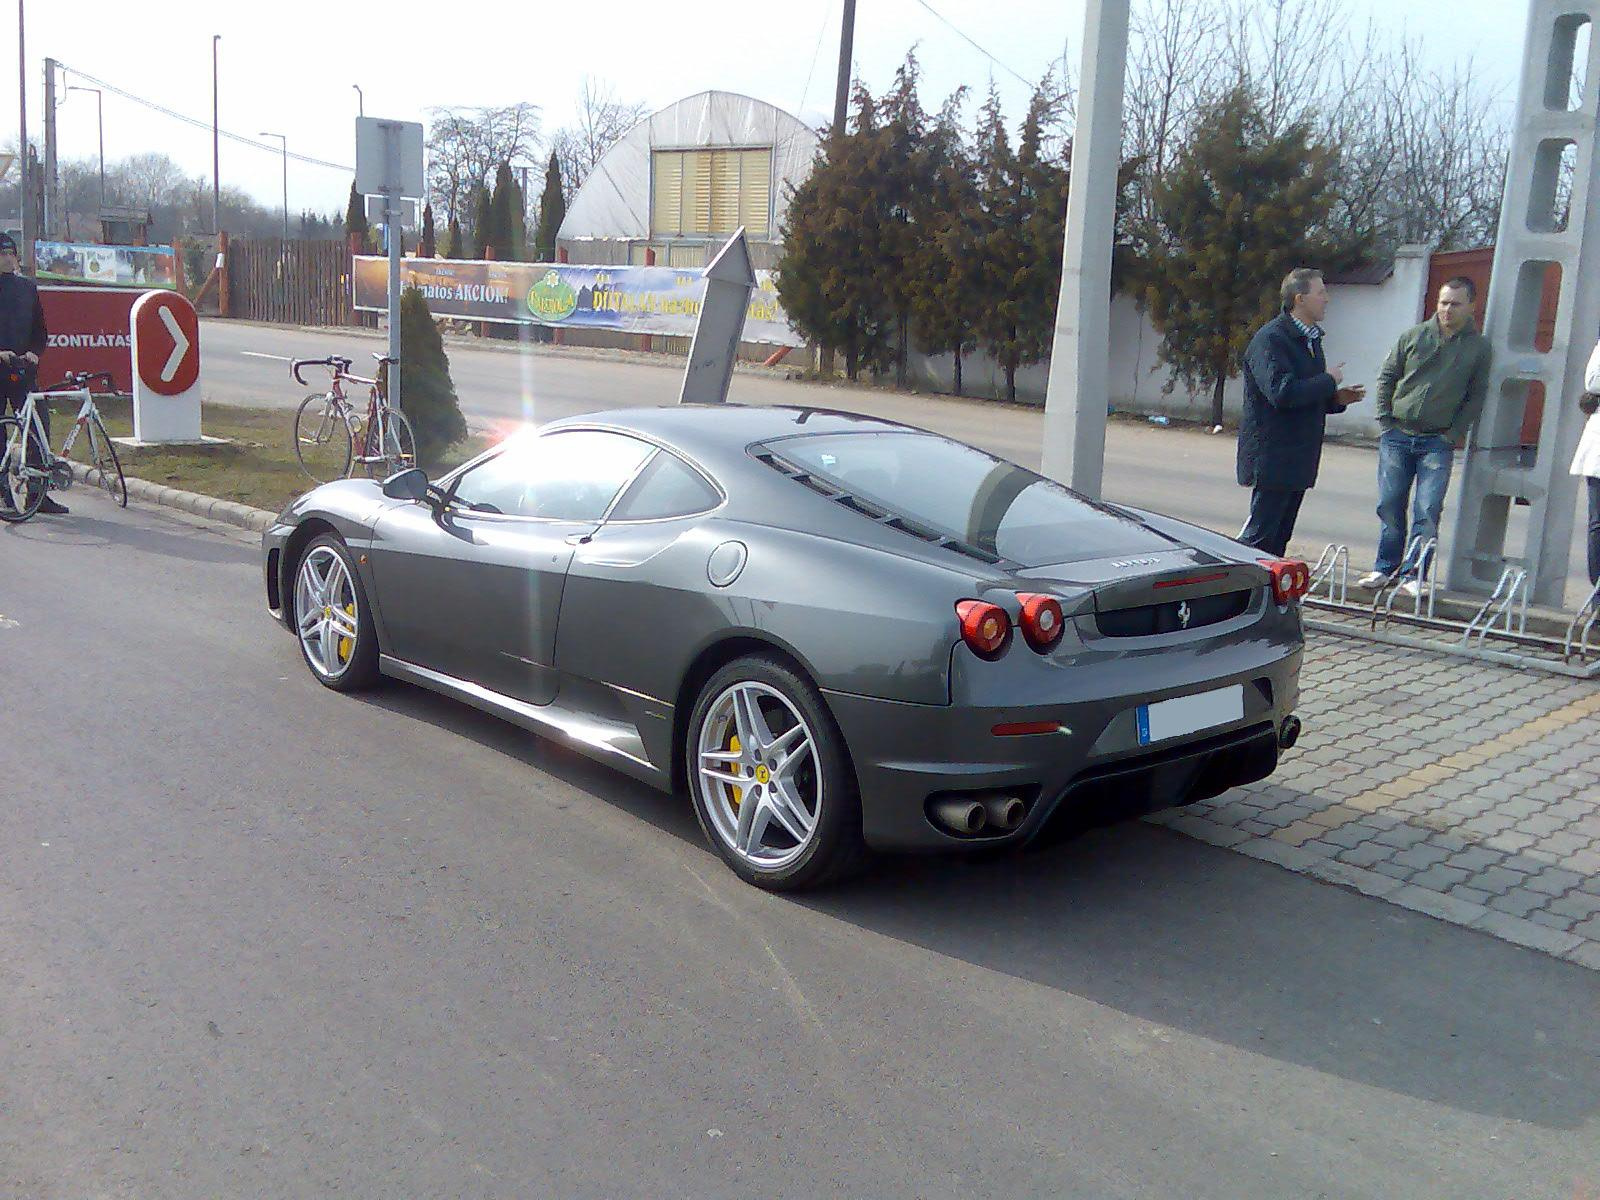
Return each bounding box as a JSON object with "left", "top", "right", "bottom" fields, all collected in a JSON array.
[
  {"left": 686, "top": 654, "right": 867, "bottom": 891},
  {"left": 291, "top": 534, "right": 380, "bottom": 691},
  {"left": 365, "top": 407, "right": 417, "bottom": 479},
  {"left": 83, "top": 414, "right": 128, "bottom": 506},
  {"left": 0, "top": 416, "right": 46, "bottom": 522},
  {"left": 293, "top": 394, "right": 353, "bottom": 483}
]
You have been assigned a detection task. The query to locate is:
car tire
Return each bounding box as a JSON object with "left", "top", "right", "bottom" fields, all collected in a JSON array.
[
  {"left": 291, "top": 533, "right": 381, "bottom": 692},
  {"left": 685, "top": 653, "right": 868, "bottom": 891}
]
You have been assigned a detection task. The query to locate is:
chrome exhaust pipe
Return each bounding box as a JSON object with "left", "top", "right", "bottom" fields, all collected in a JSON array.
[
  {"left": 930, "top": 796, "right": 988, "bottom": 835},
  {"left": 1278, "top": 715, "right": 1302, "bottom": 750},
  {"left": 979, "top": 793, "right": 1026, "bottom": 831}
]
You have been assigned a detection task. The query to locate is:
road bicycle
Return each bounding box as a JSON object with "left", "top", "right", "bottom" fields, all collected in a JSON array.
[
  {"left": 290, "top": 354, "right": 416, "bottom": 484},
  {"left": 0, "top": 369, "right": 129, "bottom": 523}
]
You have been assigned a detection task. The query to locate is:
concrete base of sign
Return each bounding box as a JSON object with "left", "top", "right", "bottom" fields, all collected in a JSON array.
[{"left": 112, "top": 434, "right": 232, "bottom": 449}]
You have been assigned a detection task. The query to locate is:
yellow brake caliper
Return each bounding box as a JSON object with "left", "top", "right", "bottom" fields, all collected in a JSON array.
[
  {"left": 727, "top": 733, "right": 744, "bottom": 809},
  {"left": 337, "top": 603, "right": 356, "bottom": 663}
]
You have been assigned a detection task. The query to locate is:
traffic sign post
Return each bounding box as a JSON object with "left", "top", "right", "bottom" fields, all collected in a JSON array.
[
  {"left": 126, "top": 290, "right": 210, "bottom": 444},
  {"left": 355, "top": 117, "right": 425, "bottom": 411}
]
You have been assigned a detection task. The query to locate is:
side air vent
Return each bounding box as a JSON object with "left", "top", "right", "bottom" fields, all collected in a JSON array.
[{"left": 752, "top": 450, "right": 1004, "bottom": 565}]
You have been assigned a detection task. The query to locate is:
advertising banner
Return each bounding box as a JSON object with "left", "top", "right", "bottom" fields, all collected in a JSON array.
[
  {"left": 352, "top": 256, "right": 802, "bottom": 347},
  {"left": 39, "top": 286, "right": 141, "bottom": 392},
  {"left": 37, "top": 241, "right": 179, "bottom": 290}
]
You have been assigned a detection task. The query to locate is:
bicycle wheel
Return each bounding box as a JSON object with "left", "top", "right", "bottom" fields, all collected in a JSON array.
[
  {"left": 0, "top": 416, "right": 46, "bottom": 523},
  {"left": 84, "top": 413, "right": 128, "bottom": 507},
  {"left": 365, "top": 407, "right": 417, "bottom": 479},
  {"left": 293, "top": 393, "right": 354, "bottom": 483}
]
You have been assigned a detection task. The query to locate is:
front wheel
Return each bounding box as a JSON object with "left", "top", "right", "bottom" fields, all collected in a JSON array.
[
  {"left": 83, "top": 414, "right": 128, "bottom": 507},
  {"left": 291, "top": 534, "right": 380, "bottom": 691},
  {"left": 293, "top": 394, "right": 354, "bottom": 483},
  {"left": 365, "top": 406, "right": 417, "bottom": 479},
  {"left": 0, "top": 416, "right": 46, "bottom": 523},
  {"left": 685, "top": 654, "right": 867, "bottom": 891}
]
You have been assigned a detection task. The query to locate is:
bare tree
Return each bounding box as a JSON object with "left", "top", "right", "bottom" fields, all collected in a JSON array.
[
  {"left": 550, "top": 79, "right": 649, "bottom": 203},
  {"left": 425, "top": 103, "right": 542, "bottom": 227}
]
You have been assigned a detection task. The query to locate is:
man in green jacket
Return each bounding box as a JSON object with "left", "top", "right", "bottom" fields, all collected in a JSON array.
[{"left": 1355, "top": 277, "right": 1492, "bottom": 596}]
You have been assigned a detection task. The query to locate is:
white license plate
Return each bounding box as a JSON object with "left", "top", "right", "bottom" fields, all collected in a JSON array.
[{"left": 1136, "top": 685, "right": 1244, "bottom": 746}]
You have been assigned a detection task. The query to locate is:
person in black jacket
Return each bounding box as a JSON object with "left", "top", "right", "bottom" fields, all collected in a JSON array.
[
  {"left": 1236, "top": 268, "right": 1361, "bottom": 556},
  {"left": 0, "top": 232, "right": 65, "bottom": 514}
]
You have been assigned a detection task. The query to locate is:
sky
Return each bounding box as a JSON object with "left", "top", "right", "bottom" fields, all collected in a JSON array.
[{"left": 10, "top": 0, "right": 1530, "bottom": 218}]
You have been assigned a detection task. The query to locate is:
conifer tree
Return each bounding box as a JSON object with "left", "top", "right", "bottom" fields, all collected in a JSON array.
[
  {"left": 972, "top": 80, "right": 1069, "bottom": 404},
  {"left": 534, "top": 152, "right": 565, "bottom": 261},
  {"left": 777, "top": 88, "right": 896, "bottom": 380},
  {"left": 445, "top": 214, "right": 462, "bottom": 259},
  {"left": 345, "top": 182, "right": 369, "bottom": 247},
  {"left": 489, "top": 162, "right": 524, "bottom": 261},
  {"left": 907, "top": 95, "right": 982, "bottom": 395},
  {"left": 470, "top": 181, "right": 494, "bottom": 258},
  {"left": 420, "top": 202, "right": 437, "bottom": 258},
  {"left": 1141, "top": 85, "right": 1338, "bottom": 427},
  {"left": 398, "top": 287, "right": 468, "bottom": 466}
]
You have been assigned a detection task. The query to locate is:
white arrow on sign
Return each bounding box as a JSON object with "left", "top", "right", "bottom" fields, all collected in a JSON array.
[{"left": 157, "top": 305, "right": 190, "bottom": 383}]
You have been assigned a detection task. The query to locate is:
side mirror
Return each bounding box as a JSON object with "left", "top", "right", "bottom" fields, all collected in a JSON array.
[{"left": 381, "top": 467, "right": 430, "bottom": 501}]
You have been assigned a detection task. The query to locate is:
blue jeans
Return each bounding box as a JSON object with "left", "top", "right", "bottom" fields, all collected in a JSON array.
[{"left": 1375, "top": 430, "right": 1454, "bottom": 576}]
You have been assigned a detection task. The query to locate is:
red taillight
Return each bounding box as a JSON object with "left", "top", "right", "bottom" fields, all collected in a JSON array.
[
  {"left": 1016, "top": 592, "right": 1064, "bottom": 652},
  {"left": 956, "top": 599, "right": 1012, "bottom": 659},
  {"left": 1261, "top": 558, "right": 1311, "bottom": 604}
]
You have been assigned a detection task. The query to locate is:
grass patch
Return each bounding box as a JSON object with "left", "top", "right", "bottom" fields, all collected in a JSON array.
[{"left": 44, "top": 397, "right": 494, "bottom": 514}]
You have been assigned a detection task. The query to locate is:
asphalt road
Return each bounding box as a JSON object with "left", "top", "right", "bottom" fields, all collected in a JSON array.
[
  {"left": 195, "top": 318, "right": 1591, "bottom": 608},
  {"left": 2, "top": 494, "right": 1597, "bottom": 1198}
]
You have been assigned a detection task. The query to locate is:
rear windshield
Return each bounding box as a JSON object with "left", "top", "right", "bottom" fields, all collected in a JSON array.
[{"left": 764, "top": 431, "right": 1172, "bottom": 567}]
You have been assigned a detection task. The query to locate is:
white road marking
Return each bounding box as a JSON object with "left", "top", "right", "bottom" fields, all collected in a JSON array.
[
  {"left": 241, "top": 351, "right": 292, "bottom": 361},
  {"left": 0, "top": 614, "right": 18, "bottom": 629},
  {"left": 158, "top": 306, "right": 190, "bottom": 382}
]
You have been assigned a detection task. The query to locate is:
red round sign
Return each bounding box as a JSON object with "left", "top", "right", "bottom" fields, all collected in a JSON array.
[{"left": 132, "top": 292, "right": 200, "bottom": 396}]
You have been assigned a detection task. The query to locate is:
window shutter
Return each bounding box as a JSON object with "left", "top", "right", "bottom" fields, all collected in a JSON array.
[
  {"left": 651, "top": 152, "right": 683, "bottom": 237},
  {"left": 682, "top": 150, "right": 711, "bottom": 234},
  {"left": 739, "top": 149, "right": 772, "bottom": 236}
]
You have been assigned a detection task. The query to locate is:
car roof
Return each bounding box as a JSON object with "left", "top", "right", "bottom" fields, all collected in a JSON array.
[{"left": 541, "top": 404, "right": 925, "bottom": 459}]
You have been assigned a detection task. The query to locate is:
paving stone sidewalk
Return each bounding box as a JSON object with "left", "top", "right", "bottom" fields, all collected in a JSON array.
[{"left": 1146, "top": 628, "right": 1600, "bottom": 971}]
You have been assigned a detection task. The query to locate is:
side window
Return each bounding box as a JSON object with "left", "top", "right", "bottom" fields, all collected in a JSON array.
[
  {"left": 450, "top": 430, "right": 654, "bottom": 520},
  {"left": 607, "top": 451, "right": 721, "bottom": 520}
]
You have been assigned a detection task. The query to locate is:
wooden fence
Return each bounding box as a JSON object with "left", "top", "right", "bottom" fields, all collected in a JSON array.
[{"left": 226, "top": 238, "right": 354, "bottom": 326}]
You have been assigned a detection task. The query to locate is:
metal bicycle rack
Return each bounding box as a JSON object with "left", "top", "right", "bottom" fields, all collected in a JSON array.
[
  {"left": 1301, "top": 541, "right": 1600, "bottom": 677},
  {"left": 1564, "top": 578, "right": 1600, "bottom": 662}
]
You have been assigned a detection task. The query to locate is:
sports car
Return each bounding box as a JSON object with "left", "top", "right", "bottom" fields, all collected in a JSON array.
[{"left": 264, "top": 404, "right": 1308, "bottom": 890}]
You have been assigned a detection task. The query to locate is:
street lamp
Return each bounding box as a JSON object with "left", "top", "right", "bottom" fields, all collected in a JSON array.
[
  {"left": 352, "top": 83, "right": 363, "bottom": 116},
  {"left": 212, "top": 35, "right": 221, "bottom": 233},
  {"left": 260, "top": 130, "right": 288, "bottom": 242},
  {"left": 65, "top": 85, "right": 104, "bottom": 209}
]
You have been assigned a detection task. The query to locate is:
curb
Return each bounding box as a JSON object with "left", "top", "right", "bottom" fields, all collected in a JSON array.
[{"left": 69, "top": 461, "right": 276, "bottom": 535}]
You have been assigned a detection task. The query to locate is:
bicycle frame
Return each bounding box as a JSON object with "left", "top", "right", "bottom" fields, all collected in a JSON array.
[
  {"left": 2, "top": 388, "right": 113, "bottom": 491},
  {"left": 316, "top": 369, "right": 392, "bottom": 466}
]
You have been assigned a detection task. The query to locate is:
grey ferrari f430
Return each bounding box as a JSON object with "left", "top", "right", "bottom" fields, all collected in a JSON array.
[{"left": 264, "top": 405, "right": 1309, "bottom": 890}]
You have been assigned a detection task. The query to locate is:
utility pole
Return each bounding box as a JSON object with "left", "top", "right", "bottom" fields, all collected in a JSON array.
[
  {"left": 18, "top": 0, "right": 33, "bottom": 273},
  {"left": 212, "top": 35, "right": 221, "bottom": 233},
  {"left": 1040, "top": 0, "right": 1130, "bottom": 498},
  {"left": 832, "top": 0, "right": 857, "bottom": 141},
  {"left": 42, "top": 56, "right": 55, "bottom": 238},
  {"left": 352, "top": 83, "right": 363, "bottom": 116}
]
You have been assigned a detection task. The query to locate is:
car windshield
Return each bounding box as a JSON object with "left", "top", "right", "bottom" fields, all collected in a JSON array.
[{"left": 765, "top": 431, "right": 1172, "bottom": 567}]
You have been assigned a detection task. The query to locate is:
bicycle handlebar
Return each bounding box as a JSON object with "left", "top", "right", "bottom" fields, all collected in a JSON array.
[
  {"left": 290, "top": 356, "right": 354, "bottom": 386},
  {"left": 42, "top": 370, "right": 118, "bottom": 393}
]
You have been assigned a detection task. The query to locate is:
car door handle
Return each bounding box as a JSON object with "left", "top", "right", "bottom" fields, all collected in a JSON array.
[{"left": 565, "top": 533, "right": 592, "bottom": 545}]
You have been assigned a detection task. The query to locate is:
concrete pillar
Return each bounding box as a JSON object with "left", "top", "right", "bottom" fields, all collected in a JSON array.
[
  {"left": 1039, "top": 0, "right": 1130, "bottom": 498},
  {"left": 1447, "top": 0, "right": 1600, "bottom": 606}
]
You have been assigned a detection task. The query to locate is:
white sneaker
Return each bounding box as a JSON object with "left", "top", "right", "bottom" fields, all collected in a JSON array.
[
  {"left": 1398, "top": 578, "right": 1428, "bottom": 600},
  {"left": 1355, "top": 571, "right": 1391, "bottom": 589}
]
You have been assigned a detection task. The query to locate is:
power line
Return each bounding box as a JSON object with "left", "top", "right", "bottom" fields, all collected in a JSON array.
[
  {"left": 56, "top": 61, "right": 354, "bottom": 173},
  {"left": 906, "top": 0, "right": 1037, "bottom": 89}
]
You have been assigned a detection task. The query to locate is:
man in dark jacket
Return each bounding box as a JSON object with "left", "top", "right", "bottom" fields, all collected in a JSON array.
[
  {"left": 0, "top": 231, "right": 65, "bottom": 514},
  {"left": 1236, "top": 268, "right": 1360, "bottom": 556}
]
